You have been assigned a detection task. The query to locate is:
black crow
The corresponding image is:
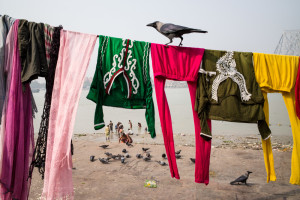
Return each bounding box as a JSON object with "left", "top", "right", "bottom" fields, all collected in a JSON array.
[
  {"left": 99, "top": 145, "right": 109, "bottom": 149},
  {"left": 147, "top": 21, "right": 207, "bottom": 46},
  {"left": 190, "top": 158, "right": 195, "bottom": 163},
  {"left": 230, "top": 171, "right": 253, "bottom": 185}
]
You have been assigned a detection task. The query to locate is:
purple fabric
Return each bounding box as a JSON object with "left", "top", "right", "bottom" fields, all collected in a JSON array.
[{"left": 0, "top": 19, "right": 34, "bottom": 200}]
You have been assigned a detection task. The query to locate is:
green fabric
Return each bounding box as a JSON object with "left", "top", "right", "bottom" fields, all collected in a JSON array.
[
  {"left": 87, "top": 35, "right": 156, "bottom": 138},
  {"left": 195, "top": 50, "right": 271, "bottom": 140},
  {"left": 18, "top": 20, "right": 48, "bottom": 83}
]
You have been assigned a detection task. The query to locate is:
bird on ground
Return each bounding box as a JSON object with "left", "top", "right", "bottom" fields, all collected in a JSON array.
[
  {"left": 175, "top": 150, "right": 181, "bottom": 155},
  {"left": 142, "top": 148, "right": 149, "bottom": 152},
  {"left": 136, "top": 154, "right": 143, "bottom": 159},
  {"left": 147, "top": 21, "right": 207, "bottom": 46},
  {"left": 90, "top": 155, "right": 95, "bottom": 162},
  {"left": 156, "top": 161, "right": 167, "bottom": 166},
  {"left": 125, "top": 153, "right": 130, "bottom": 158},
  {"left": 146, "top": 153, "right": 151, "bottom": 158},
  {"left": 190, "top": 158, "right": 195, "bottom": 163},
  {"left": 122, "top": 149, "right": 127, "bottom": 153},
  {"left": 99, "top": 145, "right": 109, "bottom": 149},
  {"left": 99, "top": 158, "right": 110, "bottom": 164},
  {"left": 230, "top": 171, "right": 253, "bottom": 185},
  {"left": 162, "top": 153, "right": 167, "bottom": 159},
  {"left": 126, "top": 142, "right": 133, "bottom": 147},
  {"left": 104, "top": 152, "right": 112, "bottom": 157},
  {"left": 143, "top": 157, "right": 151, "bottom": 161},
  {"left": 175, "top": 154, "right": 181, "bottom": 159},
  {"left": 121, "top": 157, "right": 125, "bottom": 164}
]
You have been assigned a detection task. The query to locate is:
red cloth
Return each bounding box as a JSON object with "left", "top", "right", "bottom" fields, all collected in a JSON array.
[{"left": 296, "top": 57, "right": 300, "bottom": 119}]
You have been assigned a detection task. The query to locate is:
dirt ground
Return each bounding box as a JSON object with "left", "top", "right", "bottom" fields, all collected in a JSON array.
[{"left": 29, "top": 134, "right": 300, "bottom": 200}]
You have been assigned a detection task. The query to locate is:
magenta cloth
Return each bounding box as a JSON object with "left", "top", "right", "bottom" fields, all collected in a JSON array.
[
  {"left": 150, "top": 43, "right": 212, "bottom": 184},
  {"left": 0, "top": 19, "right": 35, "bottom": 200},
  {"left": 296, "top": 57, "right": 300, "bottom": 119},
  {"left": 42, "top": 30, "right": 97, "bottom": 199}
]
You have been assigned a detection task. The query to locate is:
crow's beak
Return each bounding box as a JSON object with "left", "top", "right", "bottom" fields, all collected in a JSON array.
[{"left": 146, "top": 22, "right": 155, "bottom": 27}]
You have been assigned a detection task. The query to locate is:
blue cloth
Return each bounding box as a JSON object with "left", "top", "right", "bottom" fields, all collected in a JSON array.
[{"left": 0, "top": 15, "right": 15, "bottom": 123}]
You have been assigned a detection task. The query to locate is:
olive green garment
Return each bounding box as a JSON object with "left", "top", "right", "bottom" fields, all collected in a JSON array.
[
  {"left": 18, "top": 20, "right": 48, "bottom": 83},
  {"left": 87, "top": 35, "right": 156, "bottom": 138},
  {"left": 195, "top": 50, "right": 271, "bottom": 140}
]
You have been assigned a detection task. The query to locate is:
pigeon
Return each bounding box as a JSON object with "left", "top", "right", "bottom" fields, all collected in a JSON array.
[
  {"left": 190, "top": 158, "right": 195, "bottom": 163},
  {"left": 99, "top": 158, "right": 109, "bottom": 164},
  {"left": 99, "top": 145, "right": 109, "bottom": 149},
  {"left": 175, "top": 154, "right": 181, "bottom": 159},
  {"left": 126, "top": 142, "right": 133, "bottom": 147},
  {"left": 156, "top": 161, "right": 167, "bottom": 166},
  {"left": 125, "top": 153, "right": 130, "bottom": 158},
  {"left": 146, "top": 153, "right": 151, "bottom": 158},
  {"left": 121, "top": 156, "right": 125, "bottom": 164},
  {"left": 104, "top": 152, "right": 112, "bottom": 157},
  {"left": 122, "top": 149, "right": 127, "bottom": 153},
  {"left": 143, "top": 157, "right": 151, "bottom": 161},
  {"left": 162, "top": 153, "right": 167, "bottom": 159},
  {"left": 112, "top": 154, "right": 121, "bottom": 160},
  {"left": 142, "top": 148, "right": 149, "bottom": 152},
  {"left": 90, "top": 155, "right": 95, "bottom": 162},
  {"left": 230, "top": 171, "right": 253, "bottom": 185},
  {"left": 136, "top": 154, "right": 143, "bottom": 159},
  {"left": 147, "top": 21, "right": 207, "bottom": 46},
  {"left": 175, "top": 150, "right": 181, "bottom": 155}
]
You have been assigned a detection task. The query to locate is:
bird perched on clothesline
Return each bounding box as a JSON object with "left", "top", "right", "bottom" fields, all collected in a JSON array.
[
  {"left": 230, "top": 171, "right": 253, "bottom": 185},
  {"left": 147, "top": 21, "right": 207, "bottom": 46}
]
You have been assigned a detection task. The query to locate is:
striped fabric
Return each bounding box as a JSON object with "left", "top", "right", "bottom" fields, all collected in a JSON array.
[{"left": 44, "top": 24, "right": 54, "bottom": 67}]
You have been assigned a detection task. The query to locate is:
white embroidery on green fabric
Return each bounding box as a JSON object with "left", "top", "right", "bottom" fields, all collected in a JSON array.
[{"left": 212, "top": 51, "right": 252, "bottom": 102}]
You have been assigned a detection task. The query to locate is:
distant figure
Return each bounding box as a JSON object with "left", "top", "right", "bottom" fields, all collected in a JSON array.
[
  {"left": 115, "top": 124, "right": 118, "bottom": 135},
  {"left": 105, "top": 125, "right": 110, "bottom": 141},
  {"left": 144, "top": 127, "right": 148, "bottom": 134},
  {"left": 128, "top": 128, "right": 133, "bottom": 135},
  {"left": 137, "top": 122, "right": 142, "bottom": 135},
  {"left": 129, "top": 120, "right": 132, "bottom": 130},
  {"left": 119, "top": 132, "right": 133, "bottom": 144},
  {"left": 109, "top": 120, "right": 113, "bottom": 133}
]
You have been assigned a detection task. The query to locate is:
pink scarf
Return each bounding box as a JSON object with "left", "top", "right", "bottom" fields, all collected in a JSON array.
[{"left": 42, "top": 30, "right": 97, "bottom": 199}]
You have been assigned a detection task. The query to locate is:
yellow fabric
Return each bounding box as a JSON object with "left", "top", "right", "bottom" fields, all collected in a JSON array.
[{"left": 253, "top": 53, "right": 300, "bottom": 185}]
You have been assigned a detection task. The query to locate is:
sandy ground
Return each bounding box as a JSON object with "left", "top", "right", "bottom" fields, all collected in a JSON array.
[{"left": 29, "top": 134, "right": 300, "bottom": 200}]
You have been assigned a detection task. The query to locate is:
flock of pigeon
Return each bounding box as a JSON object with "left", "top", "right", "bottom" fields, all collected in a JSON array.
[{"left": 89, "top": 145, "right": 196, "bottom": 166}]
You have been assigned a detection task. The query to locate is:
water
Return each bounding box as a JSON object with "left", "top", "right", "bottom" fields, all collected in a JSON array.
[{"left": 32, "top": 87, "right": 292, "bottom": 137}]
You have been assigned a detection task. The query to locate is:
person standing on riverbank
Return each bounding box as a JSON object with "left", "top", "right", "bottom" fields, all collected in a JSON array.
[
  {"left": 129, "top": 120, "right": 132, "bottom": 130},
  {"left": 105, "top": 125, "right": 110, "bottom": 141},
  {"left": 138, "top": 122, "right": 142, "bottom": 135}
]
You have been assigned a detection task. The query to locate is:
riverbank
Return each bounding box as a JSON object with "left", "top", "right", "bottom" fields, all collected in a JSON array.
[{"left": 29, "top": 133, "right": 299, "bottom": 199}]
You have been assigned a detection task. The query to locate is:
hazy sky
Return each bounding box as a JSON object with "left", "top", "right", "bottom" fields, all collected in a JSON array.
[{"left": 1, "top": 0, "right": 300, "bottom": 77}]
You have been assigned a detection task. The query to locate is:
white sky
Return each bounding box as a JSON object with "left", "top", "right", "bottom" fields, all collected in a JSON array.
[{"left": 1, "top": 0, "right": 300, "bottom": 77}]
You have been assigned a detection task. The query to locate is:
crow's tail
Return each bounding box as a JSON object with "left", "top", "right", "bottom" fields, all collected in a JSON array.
[
  {"left": 191, "top": 29, "right": 208, "bottom": 33},
  {"left": 230, "top": 181, "right": 236, "bottom": 185}
]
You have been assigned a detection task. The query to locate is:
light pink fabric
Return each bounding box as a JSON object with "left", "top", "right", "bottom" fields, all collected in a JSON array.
[
  {"left": 42, "top": 30, "right": 97, "bottom": 199},
  {"left": 0, "top": 19, "right": 35, "bottom": 200},
  {"left": 151, "top": 43, "right": 212, "bottom": 184}
]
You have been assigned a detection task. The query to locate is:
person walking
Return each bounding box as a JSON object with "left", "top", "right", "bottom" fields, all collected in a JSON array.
[
  {"left": 128, "top": 120, "right": 133, "bottom": 130},
  {"left": 105, "top": 125, "right": 110, "bottom": 141}
]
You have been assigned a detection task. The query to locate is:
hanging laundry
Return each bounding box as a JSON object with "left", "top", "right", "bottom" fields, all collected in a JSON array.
[
  {"left": 87, "top": 35, "right": 156, "bottom": 137},
  {"left": 253, "top": 53, "right": 300, "bottom": 185},
  {"left": 151, "top": 43, "right": 211, "bottom": 184},
  {"left": 0, "top": 15, "right": 15, "bottom": 123},
  {"left": 29, "top": 26, "right": 63, "bottom": 180},
  {"left": 295, "top": 57, "right": 300, "bottom": 119},
  {"left": 0, "top": 19, "right": 35, "bottom": 200},
  {"left": 195, "top": 50, "right": 271, "bottom": 140},
  {"left": 44, "top": 24, "right": 54, "bottom": 67},
  {"left": 42, "top": 30, "right": 97, "bottom": 200},
  {"left": 0, "top": 15, "right": 16, "bottom": 186},
  {"left": 18, "top": 19, "right": 48, "bottom": 83}
]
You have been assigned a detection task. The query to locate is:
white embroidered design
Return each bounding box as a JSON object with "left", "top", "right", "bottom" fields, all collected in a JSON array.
[
  {"left": 103, "top": 39, "right": 140, "bottom": 95},
  {"left": 212, "top": 51, "right": 252, "bottom": 102}
]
